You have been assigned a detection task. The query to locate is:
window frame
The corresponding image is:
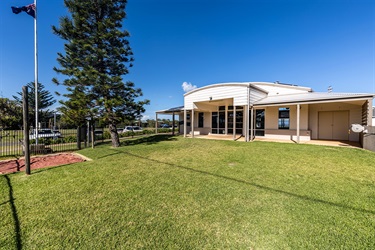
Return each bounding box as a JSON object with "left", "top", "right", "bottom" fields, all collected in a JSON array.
[{"left": 278, "top": 107, "right": 290, "bottom": 129}]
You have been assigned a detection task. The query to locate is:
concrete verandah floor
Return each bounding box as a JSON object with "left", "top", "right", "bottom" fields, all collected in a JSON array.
[{"left": 186, "top": 134, "right": 361, "bottom": 148}]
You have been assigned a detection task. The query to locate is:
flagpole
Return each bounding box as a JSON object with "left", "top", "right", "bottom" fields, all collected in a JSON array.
[{"left": 34, "top": 0, "right": 39, "bottom": 144}]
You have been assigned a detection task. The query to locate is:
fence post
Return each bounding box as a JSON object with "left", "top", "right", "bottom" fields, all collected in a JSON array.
[
  {"left": 77, "top": 126, "right": 81, "bottom": 150},
  {"left": 22, "top": 86, "right": 31, "bottom": 175}
]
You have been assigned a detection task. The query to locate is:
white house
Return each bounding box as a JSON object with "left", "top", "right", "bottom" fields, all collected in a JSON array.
[{"left": 156, "top": 82, "right": 374, "bottom": 143}]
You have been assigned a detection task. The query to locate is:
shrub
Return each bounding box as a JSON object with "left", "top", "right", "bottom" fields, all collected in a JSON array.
[
  {"left": 64, "top": 135, "right": 77, "bottom": 143},
  {"left": 103, "top": 131, "right": 111, "bottom": 139}
]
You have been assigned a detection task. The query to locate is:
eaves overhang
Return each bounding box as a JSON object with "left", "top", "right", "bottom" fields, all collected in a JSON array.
[{"left": 253, "top": 93, "right": 374, "bottom": 107}]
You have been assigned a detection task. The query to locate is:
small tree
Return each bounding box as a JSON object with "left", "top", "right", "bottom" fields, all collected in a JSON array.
[{"left": 52, "top": 0, "right": 149, "bottom": 147}]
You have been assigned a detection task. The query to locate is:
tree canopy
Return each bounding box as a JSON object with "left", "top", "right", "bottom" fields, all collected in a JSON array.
[
  {"left": 52, "top": 0, "right": 149, "bottom": 147},
  {"left": 0, "top": 98, "right": 22, "bottom": 130},
  {"left": 13, "top": 82, "right": 56, "bottom": 127}
]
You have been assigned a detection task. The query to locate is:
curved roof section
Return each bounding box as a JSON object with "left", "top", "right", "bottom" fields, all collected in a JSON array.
[
  {"left": 184, "top": 82, "right": 264, "bottom": 97},
  {"left": 184, "top": 81, "right": 312, "bottom": 97}
]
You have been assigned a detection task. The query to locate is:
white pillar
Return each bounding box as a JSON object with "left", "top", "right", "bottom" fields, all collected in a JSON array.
[
  {"left": 225, "top": 106, "right": 228, "bottom": 135},
  {"left": 183, "top": 109, "right": 187, "bottom": 137},
  {"left": 297, "top": 104, "right": 300, "bottom": 143},
  {"left": 250, "top": 107, "right": 254, "bottom": 141},
  {"left": 233, "top": 106, "right": 236, "bottom": 140},
  {"left": 191, "top": 109, "right": 195, "bottom": 138},
  {"left": 245, "top": 105, "right": 249, "bottom": 142}
]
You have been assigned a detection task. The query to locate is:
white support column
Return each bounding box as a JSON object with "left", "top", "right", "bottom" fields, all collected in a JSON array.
[
  {"left": 183, "top": 109, "right": 187, "bottom": 137},
  {"left": 233, "top": 106, "right": 236, "bottom": 140},
  {"left": 250, "top": 107, "right": 254, "bottom": 141},
  {"left": 246, "top": 86, "right": 251, "bottom": 142},
  {"left": 245, "top": 105, "right": 249, "bottom": 142},
  {"left": 297, "top": 104, "right": 300, "bottom": 143},
  {"left": 225, "top": 106, "right": 228, "bottom": 135},
  {"left": 191, "top": 108, "right": 195, "bottom": 138},
  {"left": 155, "top": 113, "right": 158, "bottom": 134}
]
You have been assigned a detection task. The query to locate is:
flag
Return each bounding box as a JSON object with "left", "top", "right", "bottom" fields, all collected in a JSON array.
[{"left": 11, "top": 3, "right": 36, "bottom": 18}]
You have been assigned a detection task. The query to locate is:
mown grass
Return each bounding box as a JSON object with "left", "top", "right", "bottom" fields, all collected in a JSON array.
[{"left": 1, "top": 135, "right": 375, "bottom": 249}]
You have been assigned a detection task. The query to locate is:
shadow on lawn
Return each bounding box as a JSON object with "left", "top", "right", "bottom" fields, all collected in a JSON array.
[
  {"left": 1, "top": 175, "right": 22, "bottom": 249},
  {"left": 121, "top": 134, "right": 177, "bottom": 146},
  {"left": 94, "top": 134, "right": 177, "bottom": 147},
  {"left": 111, "top": 149, "right": 375, "bottom": 216}
]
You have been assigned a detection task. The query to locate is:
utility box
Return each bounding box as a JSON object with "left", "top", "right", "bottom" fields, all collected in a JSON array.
[{"left": 362, "top": 126, "right": 375, "bottom": 152}]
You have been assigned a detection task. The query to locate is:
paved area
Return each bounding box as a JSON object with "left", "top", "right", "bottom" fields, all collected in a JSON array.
[{"left": 186, "top": 134, "right": 361, "bottom": 148}]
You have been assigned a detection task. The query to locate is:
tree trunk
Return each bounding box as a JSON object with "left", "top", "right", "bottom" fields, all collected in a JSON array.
[{"left": 109, "top": 123, "right": 120, "bottom": 147}]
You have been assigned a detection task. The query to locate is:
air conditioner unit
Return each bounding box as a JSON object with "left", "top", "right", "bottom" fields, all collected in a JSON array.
[{"left": 350, "top": 124, "right": 367, "bottom": 133}]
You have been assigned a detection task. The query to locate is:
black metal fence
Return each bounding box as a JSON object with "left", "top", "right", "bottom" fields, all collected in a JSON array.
[
  {"left": 0, "top": 127, "right": 176, "bottom": 157},
  {"left": 0, "top": 128, "right": 78, "bottom": 157}
]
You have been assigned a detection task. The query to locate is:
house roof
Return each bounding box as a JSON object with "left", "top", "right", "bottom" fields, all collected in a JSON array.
[
  {"left": 254, "top": 92, "right": 374, "bottom": 106},
  {"left": 156, "top": 106, "right": 184, "bottom": 114}
]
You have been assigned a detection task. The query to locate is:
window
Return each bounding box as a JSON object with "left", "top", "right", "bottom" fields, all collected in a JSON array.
[
  {"left": 211, "top": 112, "right": 218, "bottom": 134},
  {"left": 198, "top": 112, "right": 204, "bottom": 128},
  {"left": 278, "top": 108, "right": 290, "bottom": 129},
  {"left": 255, "top": 109, "right": 265, "bottom": 136}
]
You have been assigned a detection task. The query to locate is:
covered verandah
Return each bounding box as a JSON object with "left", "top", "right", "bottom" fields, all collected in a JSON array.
[{"left": 155, "top": 106, "right": 184, "bottom": 135}]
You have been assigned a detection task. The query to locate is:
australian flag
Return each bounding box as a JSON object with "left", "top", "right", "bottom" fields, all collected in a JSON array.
[{"left": 11, "top": 3, "right": 36, "bottom": 18}]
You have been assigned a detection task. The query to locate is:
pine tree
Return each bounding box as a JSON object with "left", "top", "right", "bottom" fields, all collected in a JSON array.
[
  {"left": 52, "top": 0, "right": 149, "bottom": 147},
  {"left": 13, "top": 82, "right": 56, "bottom": 126}
]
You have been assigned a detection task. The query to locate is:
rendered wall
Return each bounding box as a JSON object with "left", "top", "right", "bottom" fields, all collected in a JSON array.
[{"left": 263, "top": 104, "right": 309, "bottom": 130}]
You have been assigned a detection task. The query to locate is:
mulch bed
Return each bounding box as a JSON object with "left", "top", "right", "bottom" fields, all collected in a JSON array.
[{"left": 0, "top": 153, "right": 86, "bottom": 175}]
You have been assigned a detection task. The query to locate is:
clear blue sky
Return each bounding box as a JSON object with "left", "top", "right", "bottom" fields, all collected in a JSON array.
[{"left": 0, "top": 0, "right": 374, "bottom": 120}]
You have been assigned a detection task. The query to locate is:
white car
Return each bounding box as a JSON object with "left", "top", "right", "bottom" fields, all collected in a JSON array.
[
  {"left": 29, "top": 129, "right": 62, "bottom": 140},
  {"left": 122, "top": 126, "right": 143, "bottom": 133}
]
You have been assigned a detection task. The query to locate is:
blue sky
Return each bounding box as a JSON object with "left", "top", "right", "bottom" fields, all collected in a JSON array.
[{"left": 0, "top": 0, "right": 374, "bottom": 120}]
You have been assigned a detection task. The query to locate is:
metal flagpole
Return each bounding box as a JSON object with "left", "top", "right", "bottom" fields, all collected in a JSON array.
[{"left": 34, "top": 0, "right": 39, "bottom": 144}]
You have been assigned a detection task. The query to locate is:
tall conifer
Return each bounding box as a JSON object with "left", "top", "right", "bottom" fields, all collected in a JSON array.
[{"left": 53, "top": 0, "right": 149, "bottom": 147}]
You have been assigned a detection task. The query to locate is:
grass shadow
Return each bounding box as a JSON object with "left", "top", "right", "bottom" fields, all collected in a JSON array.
[
  {"left": 2, "top": 175, "right": 22, "bottom": 249},
  {"left": 110, "top": 149, "right": 375, "bottom": 216},
  {"left": 121, "top": 134, "right": 177, "bottom": 146}
]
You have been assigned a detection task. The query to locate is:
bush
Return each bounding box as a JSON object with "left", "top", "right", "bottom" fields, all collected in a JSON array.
[
  {"left": 102, "top": 131, "right": 111, "bottom": 139},
  {"left": 63, "top": 135, "right": 77, "bottom": 143}
]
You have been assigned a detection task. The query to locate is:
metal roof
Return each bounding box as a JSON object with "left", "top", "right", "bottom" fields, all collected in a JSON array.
[
  {"left": 156, "top": 106, "right": 184, "bottom": 114},
  {"left": 254, "top": 92, "right": 374, "bottom": 106}
]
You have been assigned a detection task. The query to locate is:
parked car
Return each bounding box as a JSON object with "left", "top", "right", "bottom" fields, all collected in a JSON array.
[
  {"left": 29, "top": 129, "right": 62, "bottom": 140},
  {"left": 122, "top": 126, "right": 143, "bottom": 133},
  {"left": 159, "top": 124, "right": 171, "bottom": 128}
]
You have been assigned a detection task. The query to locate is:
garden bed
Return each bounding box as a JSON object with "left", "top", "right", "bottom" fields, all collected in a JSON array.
[{"left": 0, "top": 153, "right": 86, "bottom": 174}]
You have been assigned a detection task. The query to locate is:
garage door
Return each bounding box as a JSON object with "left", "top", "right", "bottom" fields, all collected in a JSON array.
[{"left": 318, "top": 111, "right": 349, "bottom": 140}]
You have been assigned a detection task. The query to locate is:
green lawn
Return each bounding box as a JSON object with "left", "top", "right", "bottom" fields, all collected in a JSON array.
[{"left": 1, "top": 135, "right": 375, "bottom": 249}]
